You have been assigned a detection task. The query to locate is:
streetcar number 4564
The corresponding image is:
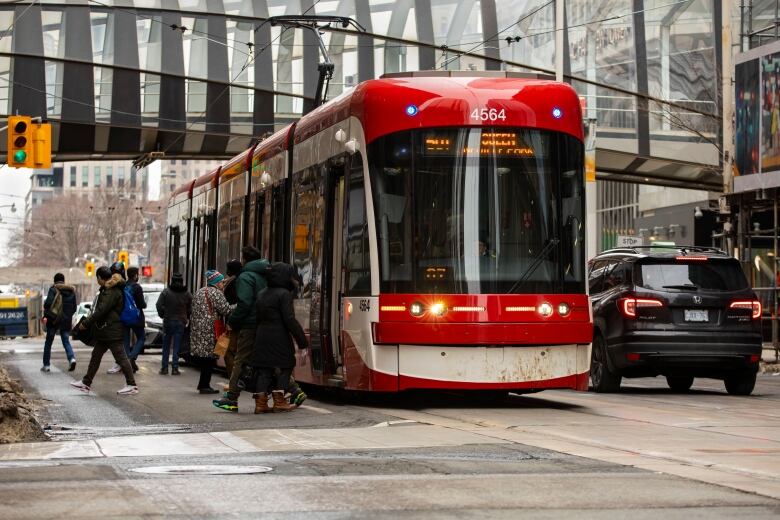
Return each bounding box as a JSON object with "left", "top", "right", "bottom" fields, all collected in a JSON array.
[{"left": 470, "top": 108, "right": 506, "bottom": 122}]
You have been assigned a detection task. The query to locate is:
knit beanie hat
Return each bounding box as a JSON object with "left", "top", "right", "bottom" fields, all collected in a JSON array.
[{"left": 206, "top": 269, "right": 224, "bottom": 287}]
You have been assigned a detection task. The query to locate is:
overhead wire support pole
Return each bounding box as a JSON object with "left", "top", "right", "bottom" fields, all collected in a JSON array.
[{"left": 264, "top": 15, "right": 365, "bottom": 109}]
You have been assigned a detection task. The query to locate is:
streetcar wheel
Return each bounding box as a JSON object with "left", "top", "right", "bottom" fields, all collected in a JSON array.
[
  {"left": 590, "top": 334, "right": 621, "bottom": 393},
  {"left": 666, "top": 375, "right": 694, "bottom": 392}
]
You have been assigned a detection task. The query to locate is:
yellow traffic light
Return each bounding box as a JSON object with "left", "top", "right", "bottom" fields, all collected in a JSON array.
[
  {"left": 85, "top": 261, "right": 95, "bottom": 277},
  {"left": 32, "top": 122, "right": 51, "bottom": 169},
  {"left": 7, "top": 116, "right": 33, "bottom": 168},
  {"left": 117, "top": 250, "right": 129, "bottom": 265}
]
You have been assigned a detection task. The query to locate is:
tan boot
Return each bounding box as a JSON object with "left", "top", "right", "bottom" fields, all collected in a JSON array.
[
  {"left": 253, "top": 393, "right": 270, "bottom": 414},
  {"left": 271, "top": 390, "right": 295, "bottom": 412}
]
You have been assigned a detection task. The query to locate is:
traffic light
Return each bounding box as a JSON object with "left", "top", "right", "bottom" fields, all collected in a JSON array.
[
  {"left": 7, "top": 116, "right": 33, "bottom": 168},
  {"left": 32, "top": 122, "right": 51, "bottom": 168},
  {"left": 141, "top": 265, "right": 153, "bottom": 278},
  {"left": 117, "top": 250, "right": 129, "bottom": 265},
  {"left": 85, "top": 261, "right": 95, "bottom": 277}
]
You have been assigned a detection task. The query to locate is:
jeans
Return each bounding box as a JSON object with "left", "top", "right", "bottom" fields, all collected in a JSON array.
[
  {"left": 82, "top": 340, "right": 135, "bottom": 387},
  {"left": 161, "top": 320, "right": 185, "bottom": 369},
  {"left": 123, "top": 324, "right": 146, "bottom": 360},
  {"left": 43, "top": 326, "right": 75, "bottom": 367}
]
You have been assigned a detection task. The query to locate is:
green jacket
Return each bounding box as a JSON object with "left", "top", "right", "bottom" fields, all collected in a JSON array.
[
  {"left": 83, "top": 273, "right": 125, "bottom": 343},
  {"left": 227, "top": 259, "right": 270, "bottom": 330}
]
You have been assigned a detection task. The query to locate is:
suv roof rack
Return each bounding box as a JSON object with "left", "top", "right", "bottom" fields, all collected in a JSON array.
[{"left": 599, "top": 245, "right": 728, "bottom": 256}]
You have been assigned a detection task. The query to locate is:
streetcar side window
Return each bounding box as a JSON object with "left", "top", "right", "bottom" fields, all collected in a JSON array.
[
  {"left": 345, "top": 153, "right": 371, "bottom": 296},
  {"left": 269, "top": 183, "right": 286, "bottom": 262},
  {"left": 291, "top": 166, "right": 326, "bottom": 326}
]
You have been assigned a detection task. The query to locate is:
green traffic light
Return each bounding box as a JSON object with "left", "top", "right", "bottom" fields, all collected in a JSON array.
[{"left": 13, "top": 150, "right": 26, "bottom": 163}]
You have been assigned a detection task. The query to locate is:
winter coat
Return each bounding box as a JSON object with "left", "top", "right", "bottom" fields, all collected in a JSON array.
[
  {"left": 156, "top": 281, "right": 192, "bottom": 323},
  {"left": 227, "top": 259, "right": 270, "bottom": 331},
  {"left": 250, "top": 263, "right": 308, "bottom": 369},
  {"left": 82, "top": 274, "right": 125, "bottom": 342},
  {"left": 222, "top": 276, "right": 238, "bottom": 305},
  {"left": 43, "top": 283, "right": 77, "bottom": 332},
  {"left": 189, "top": 286, "right": 232, "bottom": 358},
  {"left": 127, "top": 281, "right": 146, "bottom": 320}
]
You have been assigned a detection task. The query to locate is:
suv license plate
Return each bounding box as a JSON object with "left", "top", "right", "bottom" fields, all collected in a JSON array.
[{"left": 684, "top": 309, "right": 708, "bottom": 322}]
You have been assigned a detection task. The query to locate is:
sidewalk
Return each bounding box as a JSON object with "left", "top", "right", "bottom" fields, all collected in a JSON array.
[{"left": 0, "top": 423, "right": 500, "bottom": 462}]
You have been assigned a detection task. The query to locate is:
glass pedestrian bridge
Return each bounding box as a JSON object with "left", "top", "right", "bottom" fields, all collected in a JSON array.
[{"left": 0, "top": 0, "right": 724, "bottom": 190}]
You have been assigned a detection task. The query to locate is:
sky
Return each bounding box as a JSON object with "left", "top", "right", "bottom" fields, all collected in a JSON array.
[{"left": 0, "top": 166, "right": 31, "bottom": 267}]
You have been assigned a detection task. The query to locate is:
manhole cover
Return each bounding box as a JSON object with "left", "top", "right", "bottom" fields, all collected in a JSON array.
[{"left": 129, "top": 465, "right": 273, "bottom": 475}]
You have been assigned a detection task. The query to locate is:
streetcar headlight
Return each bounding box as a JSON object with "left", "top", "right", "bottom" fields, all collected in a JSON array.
[
  {"left": 557, "top": 302, "right": 571, "bottom": 317},
  {"left": 429, "top": 302, "right": 447, "bottom": 317},
  {"left": 537, "top": 302, "right": 553, "bottom": 317},
  {"left": 410, "top": 302, "right": 425, "bottom": 317}
]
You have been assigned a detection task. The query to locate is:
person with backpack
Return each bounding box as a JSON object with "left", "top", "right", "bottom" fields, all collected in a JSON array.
[
  {"left": 70, "top": 266, "right": 138, "bottom": 395},
  {"left": 156, "top": 272, "right": 192, "bottom": 375},
  {"left": 41, "top": 273, "right": 78, "bottom": 373},
  {"left": 108, "top": 266, "right": 145, "bottom": 374}
]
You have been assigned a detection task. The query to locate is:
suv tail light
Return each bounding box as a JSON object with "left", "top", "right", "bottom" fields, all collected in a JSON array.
[
  {"left": 619, "top": 297, "right": 663, "bottom": 318},
  {"left": 729, "top": 300, "right": 762, "bottom": 319}
]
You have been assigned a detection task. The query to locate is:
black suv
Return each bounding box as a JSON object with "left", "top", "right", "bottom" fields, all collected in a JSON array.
[{"left": 588, "top": 246, "right": 762, "bottom": 395}]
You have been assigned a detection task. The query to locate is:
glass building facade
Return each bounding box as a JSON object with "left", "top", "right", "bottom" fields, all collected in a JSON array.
[{"left": 0, "top": 0, "right": 725, "bottom": 188}]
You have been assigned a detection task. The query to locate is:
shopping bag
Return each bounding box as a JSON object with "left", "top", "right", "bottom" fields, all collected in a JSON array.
[{"left": 213, "top": 331, "right": 230, "bottom": 357}]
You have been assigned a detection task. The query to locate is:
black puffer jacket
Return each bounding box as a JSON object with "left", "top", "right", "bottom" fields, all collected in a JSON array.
[
  {"left": 250, "top": 263, "right": 308, "bottom": 369},
  {"left": 156, "top": 280, "right": 192, "bottom": 323}
]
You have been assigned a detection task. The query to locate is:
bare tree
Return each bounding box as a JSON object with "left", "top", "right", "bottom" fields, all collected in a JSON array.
[{"left": 10, "top": 190, "right": 166, "bottom": 277}]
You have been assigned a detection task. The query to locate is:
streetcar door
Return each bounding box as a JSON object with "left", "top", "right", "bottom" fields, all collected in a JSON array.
[
  {"left": 307, "top": 160, "right": 345, "bottom": 375},
  {"left": 329, "top": 171, "right": 346, "bottom": 369}
]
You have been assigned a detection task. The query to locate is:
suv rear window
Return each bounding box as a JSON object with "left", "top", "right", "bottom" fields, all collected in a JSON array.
[{"left": 637, "top": 260, "right": 749, "bottom": 291}]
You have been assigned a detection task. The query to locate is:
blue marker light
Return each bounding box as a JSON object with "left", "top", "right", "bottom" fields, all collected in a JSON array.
[
  {"left": 405, "top": 104, "right": 419, "bottom": 117},
  {"left": 552, "top": 107, "right": 563, "bottom": 119}
]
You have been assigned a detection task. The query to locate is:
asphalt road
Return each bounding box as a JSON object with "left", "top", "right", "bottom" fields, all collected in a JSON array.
[{"left": 1, "top": 337, "right": 779, "bottom": 519}]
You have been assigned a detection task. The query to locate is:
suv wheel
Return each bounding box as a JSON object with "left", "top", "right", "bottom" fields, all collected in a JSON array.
[
  {"left": 590, "top": 334, "right": 621, "bottom": 393},
  {"left": 724, "top": 372, "right": 756, "bottom": 396},
  {"left": 666, "top": 375, "right": 694, "bottom": 392}
]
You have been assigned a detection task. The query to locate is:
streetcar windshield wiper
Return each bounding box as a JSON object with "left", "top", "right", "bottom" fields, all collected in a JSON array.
[
  {"left": 662, "top": 284, "right": 699, "bottom": 291},
  {"left": 508, "top": 238, "right": 559, "bottom": 293}
]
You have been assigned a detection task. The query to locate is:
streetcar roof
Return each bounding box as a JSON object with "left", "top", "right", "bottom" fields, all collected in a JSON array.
[
  {"left": 253, "top": 123, "right": 295, "bottom": 163},
  {"left": 219, "top": 147, "right": 255, "bottom": 185},
  {"left": 294, "top": 74, "right": 584, "bottom": 145},
  {"left": 169, "top": 179, "right": 195, "bottom": 206}
]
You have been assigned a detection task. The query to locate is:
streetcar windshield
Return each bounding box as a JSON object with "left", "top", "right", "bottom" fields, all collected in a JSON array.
[{"left": 369, "top": 127, "right": 584, "bottom": 294}]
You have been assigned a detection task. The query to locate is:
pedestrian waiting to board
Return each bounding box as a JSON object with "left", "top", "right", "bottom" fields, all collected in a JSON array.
[
  {"left": 70, "top": 266, "right": 138, "bottom": 395},
  {"left": 156, "top": 273, "right": 192, "bottom": 375},
  {"left": 41, "top": 273, "right": 77, "bottom": 373},
  {"left": 190, "top": 270, "right": 232, "bottom": 394},
  {"left": 213, "top": 247, "right": 269, "bottom": 412},
  {"left": 221, "top": 258, "right": 242, "bottom": 381},
  {"left": 244, "top": 262, "right": 309, "bottom": 414}
]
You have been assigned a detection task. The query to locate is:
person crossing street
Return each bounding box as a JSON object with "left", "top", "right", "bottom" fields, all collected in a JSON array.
[
  {"left": 41, "top": 273, "right": 77, "bottom": 373},
  {"left": 70, "top": 266, "right": 138, "bottom": 395}
]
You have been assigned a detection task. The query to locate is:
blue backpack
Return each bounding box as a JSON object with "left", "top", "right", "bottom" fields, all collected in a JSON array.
[{"left": 120, "top": 285, "right": 141, "bottom": 326}]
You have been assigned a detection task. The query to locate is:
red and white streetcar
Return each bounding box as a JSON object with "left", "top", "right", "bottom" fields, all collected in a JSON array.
[{"left": 167, "top": 72, "right": 593, "bottom": 393}]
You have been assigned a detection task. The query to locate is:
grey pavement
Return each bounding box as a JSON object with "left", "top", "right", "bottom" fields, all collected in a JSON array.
[{"left": 1, "top": 337, "right": 779, "bottom": 519}]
